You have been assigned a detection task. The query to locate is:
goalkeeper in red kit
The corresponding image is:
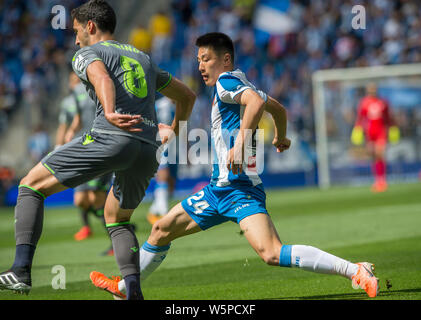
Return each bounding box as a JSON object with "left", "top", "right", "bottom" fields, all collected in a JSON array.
[{"left": 351, "top": 83, "right": 400, "bottom": 192}]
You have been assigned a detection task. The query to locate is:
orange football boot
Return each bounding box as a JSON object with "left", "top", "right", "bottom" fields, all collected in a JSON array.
[
  {"left": 74, "top": 226, "right": 92, "bottom": 241},
  {"left": 351, "top": 262, "right": 379, "bottom": 298},
  {"left": 146, "top": 213, "right": 163, "bottom": 225},
  {"left": 371, "top": 178, "right": 388, "bottom": 193},
  {"left": 90, "top": 271, "right": 126, "bottom": 299}
]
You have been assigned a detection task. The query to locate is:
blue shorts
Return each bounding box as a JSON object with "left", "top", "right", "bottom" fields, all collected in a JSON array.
[{"left": 181, "top": 183, "right": 268, "bottom": 230}]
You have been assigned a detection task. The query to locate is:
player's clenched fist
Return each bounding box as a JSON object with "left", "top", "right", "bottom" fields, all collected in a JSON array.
[{"left": 273, "top": 137, "right": 291, "bottom": 153}]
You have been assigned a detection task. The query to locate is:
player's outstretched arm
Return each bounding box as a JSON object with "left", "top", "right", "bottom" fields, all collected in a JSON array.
[
  {"left": 86, "top": 60, "right": 143, "bottom": 132},
  {"left": 264, "top": 95, "right": 290, "bottom": 153},
  {"left": 159, "top": 77, "right": 196, "bottom": 143}
]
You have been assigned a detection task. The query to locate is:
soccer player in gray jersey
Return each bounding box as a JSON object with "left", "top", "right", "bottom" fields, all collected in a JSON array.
[{"left": 0, "top": 0, "right": 195, "bottom": 300}]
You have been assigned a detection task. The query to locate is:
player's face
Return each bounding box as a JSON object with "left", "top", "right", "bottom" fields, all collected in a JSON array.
[
  {"left": 366, "top": 83, "right": 377, "bottom": 96},
  {"left": 73, "top": 19, "right": 90, "bottom": 48},
  {"left": 197, "top": 47, "right": 227, "bottom": 86}
]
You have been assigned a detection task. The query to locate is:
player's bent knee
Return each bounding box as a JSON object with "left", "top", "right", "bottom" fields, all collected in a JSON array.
[
  {"left": 19, "top": 176, "right": 29, "bottom": 187},
  {"left": 74, "top": 194, "right": 89, "bottom": 209},
  {"left": 19, "top": 173, "right": 37, "bottom": 189},
  {"left": 19, "top": 175, "right": 46, "bottom": 197},
  {"left": 19, "top": 163, "right": 66, "bottom": 197}
]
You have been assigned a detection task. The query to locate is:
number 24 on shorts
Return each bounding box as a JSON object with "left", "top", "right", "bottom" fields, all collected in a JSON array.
[{"left": 187, "top": 191, "right": 210, "bottom": 214}]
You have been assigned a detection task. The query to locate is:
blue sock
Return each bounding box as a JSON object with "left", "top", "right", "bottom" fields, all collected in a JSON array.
[
  {"left": 156, "top": 181, "right": 168, "bottom": 189},
  {"left": 279, "top": 244, "right": 292, "bottom": 267},
  {"left": 124, "top": 274, "right": 143, "bottom": 300},
  {"left": 12, "top": 244, "right": 36, "bottom": 275}
]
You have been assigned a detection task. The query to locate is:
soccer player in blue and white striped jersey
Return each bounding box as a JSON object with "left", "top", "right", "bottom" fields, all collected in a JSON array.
[{"left": 90, "top": 32, "right": 379, "bottom": 299}]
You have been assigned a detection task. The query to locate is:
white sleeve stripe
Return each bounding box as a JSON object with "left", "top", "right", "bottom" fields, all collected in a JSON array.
[
  {"left": 231, "top": 86, "right": 252, "bottom": 101},
  {"left": 216, "top": 81, "right": 250, "bottom": 104}
]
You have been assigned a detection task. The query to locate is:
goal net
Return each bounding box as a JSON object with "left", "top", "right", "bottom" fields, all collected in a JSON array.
[{"left": 312, "top": 63, "right": 421, "bottom": 188}]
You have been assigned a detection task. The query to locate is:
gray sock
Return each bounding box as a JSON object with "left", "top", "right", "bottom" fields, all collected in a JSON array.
[
  {"left": 15, "top": 186, "right": 45, "bottom": 246},
  {"left": 107, "top": 223, "right": 140, "bottom": 278}
]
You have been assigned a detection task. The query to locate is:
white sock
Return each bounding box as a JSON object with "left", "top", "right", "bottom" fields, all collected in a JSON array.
[
  {"left": 149, "top": 182, "right": 169, "bottom": 216},
  {"left": 118, "top": 241, "right": 170, "bottom": 293},
  {"left": 280, "top": 245, "right": 359, "bottom": 279}
]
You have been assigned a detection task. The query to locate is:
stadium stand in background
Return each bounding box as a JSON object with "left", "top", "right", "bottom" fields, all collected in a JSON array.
[
  {"left": 0, "top": 0, "right": 84, "bottom": 174},
  {"left": 1, "top": 0, "right": 421, "bottom": 204},
  {"left": 126, "top": 0, "right": 421, "bottom": 189},
  {"left": 144, "top": 0, "right": 421, "bottom": 155}
]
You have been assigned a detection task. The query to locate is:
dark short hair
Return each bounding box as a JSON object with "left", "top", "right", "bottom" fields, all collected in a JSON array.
[
  {"left": 71, "top": 0, "right": 116, "bottom": 34},
  {"left": 196, "top": 32, "right": 234, "bottom": 64}
]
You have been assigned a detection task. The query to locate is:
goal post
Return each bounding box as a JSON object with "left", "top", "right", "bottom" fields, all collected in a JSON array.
[{"left": 312, "top": 63, "right": 421, "bottom": 189}]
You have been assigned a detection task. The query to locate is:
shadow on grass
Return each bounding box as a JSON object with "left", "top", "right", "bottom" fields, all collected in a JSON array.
[
  {"left": 0, "top": 280, "right": 108, "bottom": 300},
  {"left": 261, "top": 287, "right": 421, "bottom": 300},
  {"left": 2, "top": 283, "right": 421, "bottom": 300}
]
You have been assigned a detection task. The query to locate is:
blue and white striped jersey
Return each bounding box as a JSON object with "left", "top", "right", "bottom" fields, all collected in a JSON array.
[{"left": 210, "top": 69, "right": 267, "bottom": 187}]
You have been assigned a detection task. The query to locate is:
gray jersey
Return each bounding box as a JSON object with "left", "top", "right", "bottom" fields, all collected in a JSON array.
[
  {"left": 72, "top": 40, "right": 172, "bottom": 147},
  {"left": 58, "top": 94, "right": 78, "bottom": 125},
  {"left": 73, "top": 82, "right": 96, "bottom": 136}
]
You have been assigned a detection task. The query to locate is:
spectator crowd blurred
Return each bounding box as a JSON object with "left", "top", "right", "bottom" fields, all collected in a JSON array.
[
  {"left": 129, "top": 0, "right": 421, "bottom": 146},
  {"left": 0, "top": 0, "right": 83, "bottom": 135},
  {"left": 1, "top": 0, "right": 421, "bottom": 180}
]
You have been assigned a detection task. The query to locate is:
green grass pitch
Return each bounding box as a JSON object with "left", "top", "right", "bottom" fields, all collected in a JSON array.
[{"left": 0, "top": 182, "right": 420, "bottom": 300}]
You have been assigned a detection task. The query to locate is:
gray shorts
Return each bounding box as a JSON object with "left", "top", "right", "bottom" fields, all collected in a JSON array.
[
  {"left": 42, "top": 131, "right": 159, "bottom": 209},
  {"left": 74, "top": 172, "right": 113, "bottom": 193}
]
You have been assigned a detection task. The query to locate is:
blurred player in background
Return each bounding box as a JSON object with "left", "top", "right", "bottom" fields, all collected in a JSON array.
[
  {"left": 91, "top": 32, "right": 379, "bottom": 299},
  {"left": 147, "top": 96, "right": 178, "bottom": 225},
  {"left": 0, "top": 0, "right": 195, "bottom": 300},
  {"left": 55, "top": 72, "right": 80, "bottom": 147},
  {"left": 56, "top": 71, "right": 113, "bottom": 255},
  {"left": 351, "top": 82, "right": 399, "bottom": 193}
]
